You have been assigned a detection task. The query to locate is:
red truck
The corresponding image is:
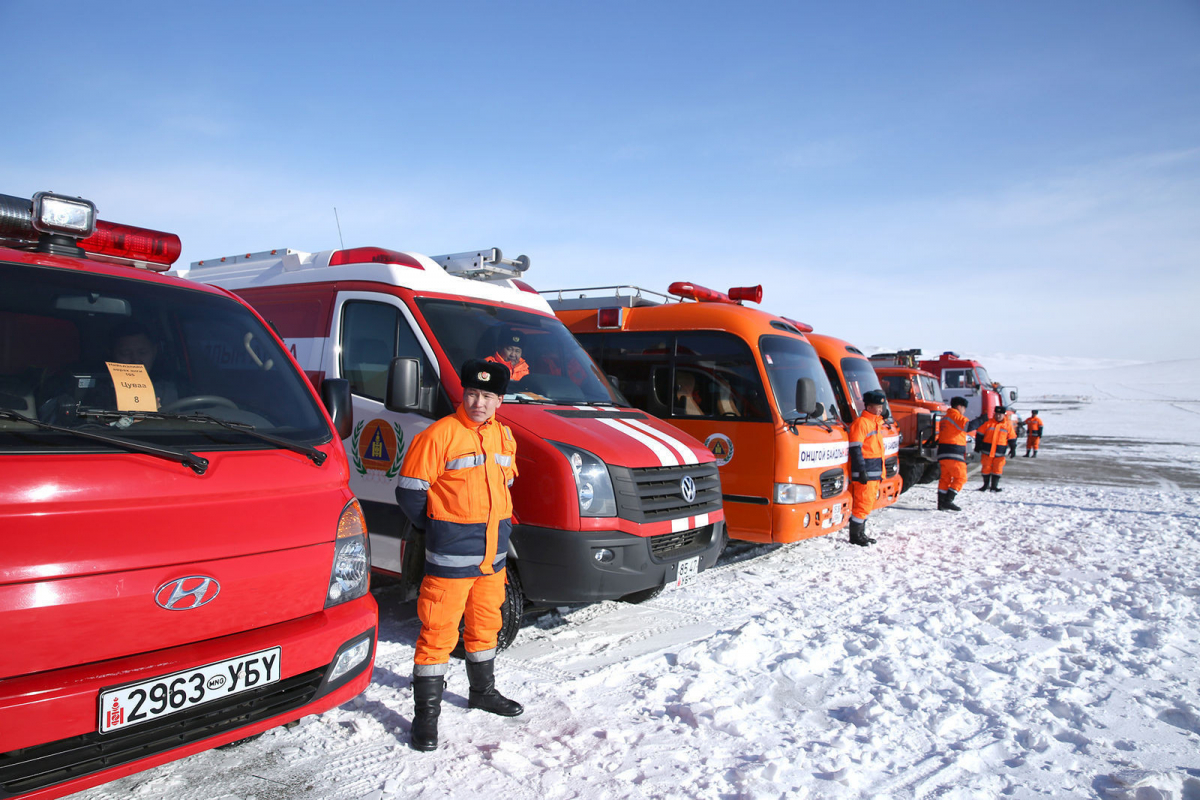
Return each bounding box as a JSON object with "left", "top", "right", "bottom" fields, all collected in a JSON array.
[
  {"left": 916, "top": 351, "right": 1018, "bottom": 420},
  {"left": 0, "top": 191, "right": 377, "bottom": 799},
  {"left": 869, "top": 350, "right": 950, "bottom": 490}
]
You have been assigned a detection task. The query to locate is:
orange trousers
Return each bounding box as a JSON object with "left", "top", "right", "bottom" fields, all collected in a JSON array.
[
  {"left": 850, "top": 480, "right": 879, "bottom": 522},
  {"left": 1026, "top": 435, "right": 1040, "bottom": 451},
  {"left": 980, "top": 453, "right": 1007, "bottom": 476},
  {"left": 938, "top": 460, "right": 967, "bottom": 492},
  {"left": 414, "top": 569, "right": 507, "bottom": 666}
]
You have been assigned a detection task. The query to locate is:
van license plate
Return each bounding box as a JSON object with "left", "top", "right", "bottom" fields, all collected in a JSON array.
[
  {"left": 832, "top": 504, "right": 844, "bottom": 524},
  {"left": 99, "top": 646, "right": 281, "bottom": 733},
  {"left": 674, "top": 556, "right": 699, "bottom": 589}
]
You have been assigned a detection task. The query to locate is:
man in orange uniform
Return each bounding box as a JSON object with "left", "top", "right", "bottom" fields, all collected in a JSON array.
[
  {"left": 395, "top": 359, "right": 523, "bottom": 752},
  {"left": 1024, "top": 410, "right": 1043, "bottom": 457},
  {"left": 975, "top": 405, "right": 1017, "bottom": 492},
  {"left": 486, "top": 325, "right": 530, "bottom": 382},
  {"left": 847, "top": 390, "right": 888, "bottom": 546},
  {"left": 935, "top": 396, "right": 982, "bottom": 511}
]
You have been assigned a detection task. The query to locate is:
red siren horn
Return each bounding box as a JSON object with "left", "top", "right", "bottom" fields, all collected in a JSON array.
[{"left": 728, "top": 285, "right": 762, "bottom": 304}]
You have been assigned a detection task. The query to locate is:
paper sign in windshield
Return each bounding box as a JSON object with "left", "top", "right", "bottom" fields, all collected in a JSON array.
[{"left": 105, "top": 362, "right": 159, "bottom": 412}]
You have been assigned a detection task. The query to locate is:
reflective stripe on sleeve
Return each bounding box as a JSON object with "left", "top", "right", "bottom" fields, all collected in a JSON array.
[
  {"left": 493, "top": 454, "right": 513, "bottom": 467},
  {"left": 398, "top": 476, "right": 430, "bottom": 491},
  {"left": 414, "top": 662, "right": 449, "bottom": 676},
  {"left": 465, "top": 648, "right": 496, "bottom": 663},
  {"left": 426, "top": 551, "right": 486, "bottom": 568}
]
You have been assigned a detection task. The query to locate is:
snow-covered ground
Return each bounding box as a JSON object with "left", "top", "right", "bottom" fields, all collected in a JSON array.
[{"left": 75, "top": 359, "right": 1200, "bottom": 800}]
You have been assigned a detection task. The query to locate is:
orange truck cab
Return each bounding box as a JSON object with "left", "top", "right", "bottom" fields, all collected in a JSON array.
[
  {"left": 869, "top": 349, "right": 950, "bottom": 489},
  {"left": 0, "top": 192, "right": 377, "bottom": 800},
  {"left": 806, "top": 333, "right": 902, "bottom": 507},
  {"left": 547, "top": 283, "right": 850, "bottom": 544},
  {"left": 918, "top": 351, "right": 1018, "bottom": 420},
  {"left": 177, "top": 248, "right": 725, "bottom": 639}
]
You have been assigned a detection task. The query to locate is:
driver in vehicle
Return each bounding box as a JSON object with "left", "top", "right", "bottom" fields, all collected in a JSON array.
[
  {"left": 108, "top": 322, "right": 180, "bottom": 408},
  {"left": 485, "top": 325, "right": 529, "bottom": 382}
]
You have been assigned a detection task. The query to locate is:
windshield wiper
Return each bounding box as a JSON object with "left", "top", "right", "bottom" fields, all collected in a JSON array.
[
  {"left": 785, "top": 413, "right": 833, "bottom": 434},
  {"left": 78, "top": 410, "right": 328, "bottom": 466},
  {"left": 0, "top": 409, "right": 210, "bottom": 474}
]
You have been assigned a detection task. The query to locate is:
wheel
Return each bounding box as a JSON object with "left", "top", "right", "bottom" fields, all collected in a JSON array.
[
  {"left": 918, "top": 461, "right": 940, "bottom": 485},
  {"left": 450, "top": 564, "right": 525, "bottom": 658},
  {"left": 620, "top": 585, "right": 664, "bottom": 604},
  {"left": 164, "top": 395, "right": 238, "bottom": 412},
  {"left": 899, "top": 460, "right": 925, "bottom": 493}
]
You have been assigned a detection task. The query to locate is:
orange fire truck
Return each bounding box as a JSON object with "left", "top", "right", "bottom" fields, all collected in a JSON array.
[{"left": 869, "top": 349, "right": 950, "bottom": 489}]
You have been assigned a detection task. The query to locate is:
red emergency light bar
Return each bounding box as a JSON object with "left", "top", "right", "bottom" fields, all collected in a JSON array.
[
  {"left": 79, "top": 220, "right": 182, "bottom": 271},
  {"left": 668, "top": 281, "right": 735, "bottom": 304},
  {"left": 782, "top": 317, "right": 814, "bottom": 333},
  {"left": 328, "top": 247, "right": 424, "bottom": 269},
  {"left": 728, "top": 285, "right": 763, "bottom": 304},
  {"left": 512, "top": 278, "right": 540, "bottom": 295}
]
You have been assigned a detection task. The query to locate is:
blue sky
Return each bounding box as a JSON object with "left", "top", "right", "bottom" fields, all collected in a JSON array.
[{"left": 4, "top": 1, "right": 1198, "bottom": 361}]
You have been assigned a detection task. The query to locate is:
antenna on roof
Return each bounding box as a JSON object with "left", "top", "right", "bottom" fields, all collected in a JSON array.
[{"left": 333, "top": 207, "right": 345, "bottom": 250}]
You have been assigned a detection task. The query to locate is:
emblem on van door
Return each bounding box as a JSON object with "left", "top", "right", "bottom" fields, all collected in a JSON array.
[
  {"left": 350, "top": 418, "right": 405, "bottom": 478},
  {"left": 155, "top": 576, "right": 221, "bottom": 610},
  {"left": 680, "top": 475, "right": 697, "bottom": 503}
]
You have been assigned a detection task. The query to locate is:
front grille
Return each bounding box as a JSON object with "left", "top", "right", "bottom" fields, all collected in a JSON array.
[
  {"left": 886, "top": 456, "right": 899, "bottom": 478},
  {"left": 0, "top": 667, "right": 325, "bottom": 798},
  {"left": 648, "top": 524, "right": 715, "bottom": 560},
  {"left": 610, "top": 462, "right": 722, "bottom": 523},
  {"left": 819, "top": 468, "right": 844, "bottom": 499}
]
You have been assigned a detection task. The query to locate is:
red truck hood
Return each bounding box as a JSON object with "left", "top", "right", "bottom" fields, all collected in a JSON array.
[
  {"left": 0, "top": 446, "right": 351, "bottom": 678},
  {"left": 498, "top": 403, "right": 714, "bottom": 468}
]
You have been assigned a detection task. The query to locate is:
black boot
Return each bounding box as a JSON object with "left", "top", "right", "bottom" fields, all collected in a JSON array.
[
  {"left": 989, "top": 475, "right": 1003, "bottom": 492},
  {"left": 410, "top": 674, "right": 445, "bottom": 752},
  {"left": 943, "top": 489, "right": 961, "bottom": 512},
  {"left": 466, "top": 658, "right": 524, "bottom": 717},
  {"left": 848, "top": 519, "right": 874, "bottom": 546},
  {"left": 1032, "top": 450, "right": 1037, "bottom": 458},
  {"left": 937, "top": 490, "right": 949, "bottom": 511},
  {"left": 977, "top": 475, "right": 992, "bottom": 491}
]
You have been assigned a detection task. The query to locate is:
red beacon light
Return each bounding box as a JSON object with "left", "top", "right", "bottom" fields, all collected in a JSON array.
[
  {"left": 597, "top": 306, "right": 624, "bottom": 329},
  {"left": 728, "top": 285, "right": 763, "bottom": 304},
  {"left": 781, "top": 316, "right": 814, "bottom": 333},
  {"left": 79, "top": 220, "right": 182, "bottom": 271},
  {"left": 668, "top": 281, "right": 736, "bottom": 304},
  {"left": 328, "top": 247, "right": 424, "bottom": 269}
]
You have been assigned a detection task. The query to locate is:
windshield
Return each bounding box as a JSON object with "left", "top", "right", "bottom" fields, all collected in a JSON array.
[
  {"left": 759, "top": 335, "right": 839, "bottom": 423},
  {"left": 0, "top": 261, "right": 329, "bottom": 453},
  {"left": 840, "top": 357, "right": 886, "bottom": 417},
  {"left": 880, "top": 374, "right": 913, "bottom": 402},
  {"left": 918, "top": 375, "right": 944, "bottom": 403},
  {"left": 975, "top": 366, "right": 993, "bottom": 387},
  {"left": 416, "top": 298, "right": 622, "bottom": 405}
]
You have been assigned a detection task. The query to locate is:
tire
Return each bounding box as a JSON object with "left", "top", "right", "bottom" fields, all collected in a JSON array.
[
  {"left": 899, "top": 460, "right": 925, "bottom": 494},
  {"left": 918, "top": 461, "right": 940, "bottom": 485},
  {"left": 450, "top": 564, "right": 525, "bottom": 658},
  {"left": 620, "top": 585, "right": 664, "bottom": 604}
]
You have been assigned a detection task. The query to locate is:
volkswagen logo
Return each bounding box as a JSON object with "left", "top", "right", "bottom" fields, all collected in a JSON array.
[
  {"left": 155, "top": 576, "right": 221, "bottom": 610},
  {"left": 680, "top": 475, "right": 697, "bottom": 503}
]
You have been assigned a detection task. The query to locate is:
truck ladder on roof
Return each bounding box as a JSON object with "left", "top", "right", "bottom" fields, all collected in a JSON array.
[{"left": 431, "top": 248, "right": 530, "bottom": 281}]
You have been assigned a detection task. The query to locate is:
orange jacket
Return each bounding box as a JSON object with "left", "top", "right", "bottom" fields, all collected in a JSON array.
[
  {"left": 1025, "top": 415, "right": 1043, "bottom": 436},
  {"left": 936, "top": 407, "right": 981, "bottom": 461},
  {"left": 975, "top": 417, "right": 1017, "bottom": 458},
  {"left": 486, "top": 353, "right": 529, "bottom": 382},
  {"left": 395, "top": 404, "right": 518, "bottom": 579},
  {"left": 848, "top": 410, "right": 887, "bottom": 483}
]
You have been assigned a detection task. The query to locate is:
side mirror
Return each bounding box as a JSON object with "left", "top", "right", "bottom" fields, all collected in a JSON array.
[
  {"left": 795, "top": 377, "right": 817, "bottom": 416},
  {"left": 386, "top": 357, "right": 421, "bottom": 412},
  {"left": 321, "top": 378, "right": 354, "bottom": 440}
]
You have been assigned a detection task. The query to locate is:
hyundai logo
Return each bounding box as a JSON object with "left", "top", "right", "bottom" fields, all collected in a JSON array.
[
  {"left": 680, "top": 475, "right": 697, "bottom": 503},
  {"left": 155, "top": 576, "right": 221, "bottom": 610}
]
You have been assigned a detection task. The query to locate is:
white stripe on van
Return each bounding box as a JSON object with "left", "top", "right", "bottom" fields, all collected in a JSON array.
[
  {"left": 623, "top": 418, "right": 699, "bottom": 465},
  {"left": 595, "top": 418, "right": 678, "bottom": 467}
]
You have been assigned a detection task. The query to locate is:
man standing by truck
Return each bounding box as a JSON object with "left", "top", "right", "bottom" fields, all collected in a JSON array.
[
  {"left": 847, "top": 390, "right": 889, "bottom": 546},
  {"left": 975, "top": 405, "right": 1017, "bottom": 492},
  {"left": 395, "top": 359, "right": 525, "bottom": 752},
  {"left": 936, "top": 396, "right": 982, "bottom": 511},
  {"left": 1025, "top": 410, "right": 1043, "bottom": 457}
]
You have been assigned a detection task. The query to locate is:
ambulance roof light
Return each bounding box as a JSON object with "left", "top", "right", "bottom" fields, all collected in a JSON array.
[
  {"left": 328, "top": 247, "right": 424, "bottom": 269},
  {"left": 782, "top": 316, "right": 814, "bottom": 333},
  {"left": 432, "top": 248, "right": 531, "bottom": 281},
  {"left": 668, "top": 281, "right": 736, "bottom": 304},
  {"left": 79, "top": 221, "right": 182, "bottom": 271},
  {"left": 728, "top": 285, "right": 763, "bottom": 304}
]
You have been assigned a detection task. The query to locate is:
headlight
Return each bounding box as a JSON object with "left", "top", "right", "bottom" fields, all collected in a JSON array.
[
  {"left": 549, "top": 441, "right": 617, "bottom": 517},
  {"left": 326, "top": 499, "right": 371, "bottom": 607},
  {"left": 774, "top": 483, "right": 817, "bottom": 505}
]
